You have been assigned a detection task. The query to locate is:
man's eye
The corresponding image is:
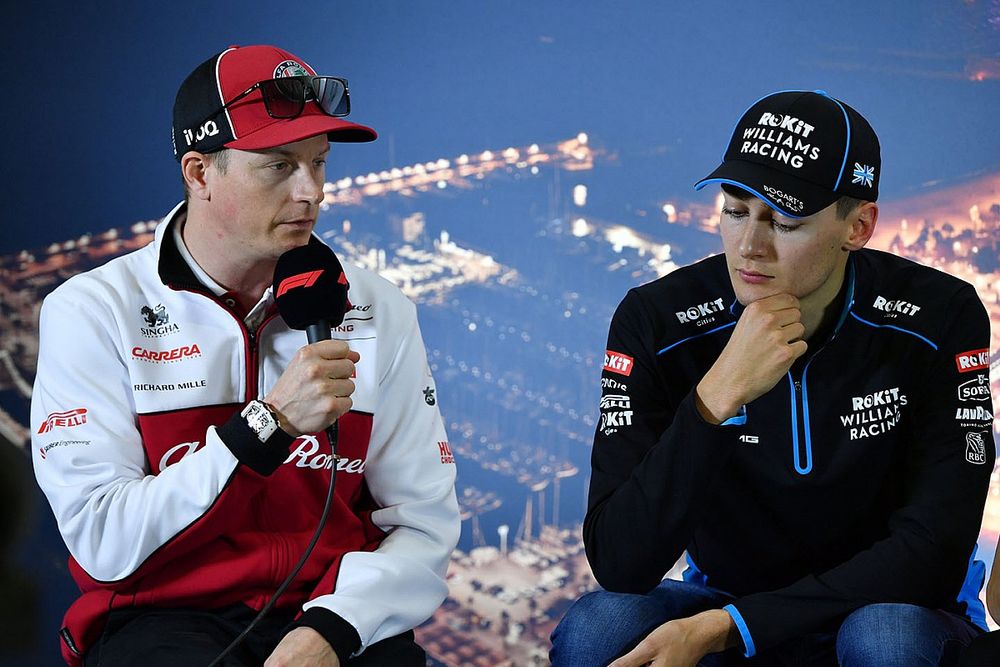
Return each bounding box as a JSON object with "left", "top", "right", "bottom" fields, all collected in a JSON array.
[
  {"left": 268, "top": 162, "right": 289, "bottom": 171},
  {"left": 722, "top": 208, "right": 747, "bottom": 219},
  {"left": 773, "top": 221, "right": 797, "bottom": 233}
]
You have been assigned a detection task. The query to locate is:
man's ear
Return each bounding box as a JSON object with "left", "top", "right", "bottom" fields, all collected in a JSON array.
[
  {"left": 842, "top": 202, "right": 878, "bottom": 251},
  {"left": 181, "top": 152, "right": 212, "bottom": 201}
]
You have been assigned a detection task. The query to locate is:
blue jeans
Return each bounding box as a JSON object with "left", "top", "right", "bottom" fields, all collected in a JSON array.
[{"left": 550, "top": 579, "right": 982, "bottom": 666}]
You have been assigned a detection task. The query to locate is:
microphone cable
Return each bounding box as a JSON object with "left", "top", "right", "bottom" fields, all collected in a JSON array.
[{"left": 206, "top": 421, "right": 340, "bottom": 667}]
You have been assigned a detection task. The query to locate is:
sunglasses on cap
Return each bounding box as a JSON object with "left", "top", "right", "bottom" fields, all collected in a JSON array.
[{"left": 203, "top": 75, "right": 351, "bottom": 126}]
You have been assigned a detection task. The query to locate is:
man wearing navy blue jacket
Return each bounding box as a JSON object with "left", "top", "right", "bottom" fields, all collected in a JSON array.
[{"left": 551, "top": 91, "right": 994, "bottom": 666}]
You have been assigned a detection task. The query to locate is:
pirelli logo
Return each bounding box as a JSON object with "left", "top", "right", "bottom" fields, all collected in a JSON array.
[
  {"left": 38, "top": 408, "right": 88, "bottom": 434},
  {"left": 955, "top": 349, "right": 989, "bottom": 374},
  {"left": 604, "top": 350, "right": 634, "bottom": 376}
]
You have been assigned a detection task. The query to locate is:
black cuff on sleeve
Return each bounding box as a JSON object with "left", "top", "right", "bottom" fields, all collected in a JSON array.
[
  {"left": 216, "top": 411, "right": 294, "bottom": 476},
  {"left": 291, "top": 607, "right": 362, "bottom": 663}
]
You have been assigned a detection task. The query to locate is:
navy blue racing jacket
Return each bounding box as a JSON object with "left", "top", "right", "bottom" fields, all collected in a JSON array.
[{"left": 584, "top": 249, "right": 995, "bottom": 656}]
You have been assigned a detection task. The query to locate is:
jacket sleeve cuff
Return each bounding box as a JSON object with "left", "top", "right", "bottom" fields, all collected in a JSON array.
[
  {"left": 215, "top": 411, "right": 294, "bottom": 476},
  {"left": 291, "top": 607, "right": 362, "bottom": 663},
  {"left": 720, "top": 405, "right": 747, "bottom": 426},
  {"left": 722, "top": 604, "right": 757, "bottom": 658}
]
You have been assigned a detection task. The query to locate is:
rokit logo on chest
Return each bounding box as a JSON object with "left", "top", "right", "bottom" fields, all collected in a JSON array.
[
  {"left": 840, "top": 387, "right": 908, "bottom": 441},
  {"left": 871, "top": 296, "right": 921, "bottom": 318},
  {"left": 675, "top": 297, "right": 725, "bottom": 326}
]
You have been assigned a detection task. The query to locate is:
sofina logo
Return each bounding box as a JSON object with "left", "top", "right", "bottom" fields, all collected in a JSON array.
[
  {"left": 958, "top": 375, "right": 991, "bottom": 402},
  {"left": 274, "top": 60, "right": 310, "bottom": 78}
]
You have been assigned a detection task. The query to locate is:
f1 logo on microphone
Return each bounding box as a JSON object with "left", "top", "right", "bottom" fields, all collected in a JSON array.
[{"left": 277, "top": 270, "right": 324, "bottom": 297}]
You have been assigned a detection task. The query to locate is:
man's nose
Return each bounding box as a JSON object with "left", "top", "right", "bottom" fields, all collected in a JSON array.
[
  {"left": 293, "top": 167, "right": 325, "bottom": 206},
  {"left": 738, "top": 221, "right": 770, "bottom": 258}
]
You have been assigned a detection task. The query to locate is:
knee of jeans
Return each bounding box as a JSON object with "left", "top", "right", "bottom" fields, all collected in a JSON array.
[
  {"left": 836, "top": 603, "right": 931, "bottom": 666},
  {"left": 552, "top": 591, "right": 617, "bottom": 644},
  {"left": 552, "top": 590, "right": 660, "bottom": 645}
]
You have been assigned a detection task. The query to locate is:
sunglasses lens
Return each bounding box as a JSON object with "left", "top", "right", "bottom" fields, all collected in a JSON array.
[
  {"left": 262, "top": 78, "right": 306, "bottom": 118},
  {"left": 313, "top": 78, "right": 350, "bottom": 117}
]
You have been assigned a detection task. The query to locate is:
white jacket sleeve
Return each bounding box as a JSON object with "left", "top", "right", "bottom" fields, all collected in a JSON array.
[
  {"left": 301, "top": 300, "right": 460, "bottom": 652},
  {"left": 30, "top": 282, "right": 241, "bottom": 582}
]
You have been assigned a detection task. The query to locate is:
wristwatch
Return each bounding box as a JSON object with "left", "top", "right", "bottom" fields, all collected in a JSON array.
[{"left": 241, "top": 399, "right": 280, "bottom": 443}]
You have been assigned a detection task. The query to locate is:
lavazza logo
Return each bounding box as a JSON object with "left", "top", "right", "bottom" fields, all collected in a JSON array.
[
  {"left": 599, "top": 394, "right": 633, "bottom": 435},
  {"left": 840, "top": 387, "right": 907, "bottom": 441},
  {"left": 140, "top": 304, "right": 180, "bottom": 338},
  {"left": 675, "top": 297, "right": 725, "bottom": 326},
  {"left": 159, "top": 435, "right": 367, "bottom": 473}
]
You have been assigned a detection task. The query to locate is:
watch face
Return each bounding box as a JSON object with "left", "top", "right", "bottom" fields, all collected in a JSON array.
[{"left": 243, "top": 401, "right": 277, "bottom": 442}]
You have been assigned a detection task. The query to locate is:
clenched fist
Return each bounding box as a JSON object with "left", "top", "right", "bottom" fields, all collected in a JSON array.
[
  {"left": 264, "top": 340, "right": 360, "bottom": 436},
  {"left": 696, "top": 293, "right": 807, "bottom": 423}
]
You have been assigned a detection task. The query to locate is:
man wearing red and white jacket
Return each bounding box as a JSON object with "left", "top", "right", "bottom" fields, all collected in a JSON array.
[{"left": 31, "top": 44, "right": 459, "bottom": 667}]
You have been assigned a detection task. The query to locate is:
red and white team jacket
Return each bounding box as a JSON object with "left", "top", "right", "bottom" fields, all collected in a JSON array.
[{"left": 31, "top": 204, "right": 460, "bottom": 665}]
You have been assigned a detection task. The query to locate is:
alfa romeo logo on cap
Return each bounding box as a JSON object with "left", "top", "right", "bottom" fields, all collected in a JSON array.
[{"left": 274, "top": 60, "right": 310, "bottom": 78}]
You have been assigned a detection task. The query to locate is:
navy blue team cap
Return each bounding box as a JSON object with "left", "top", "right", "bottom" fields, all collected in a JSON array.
[{"left": 695, "top": 90, "right": 880, "bottom": 218}]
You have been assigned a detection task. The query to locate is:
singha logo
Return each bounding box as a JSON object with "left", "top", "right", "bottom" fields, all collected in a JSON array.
[
  {"left": 423, "top": 387, "right": 436, "bottom": 406},
  {"left": 141, "top": 304, "right": 169, "bottom": 327},
  {"left": 140, "top": 304, "right": 180, "bottom": 338}
]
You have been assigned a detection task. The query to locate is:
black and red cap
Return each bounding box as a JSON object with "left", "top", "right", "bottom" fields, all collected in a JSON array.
[
  {"left": 695, "top": 90, "right": 880, "bottom": 218},
  {"left": 172, "top": 44, "right": 376, "bottom": 161}
]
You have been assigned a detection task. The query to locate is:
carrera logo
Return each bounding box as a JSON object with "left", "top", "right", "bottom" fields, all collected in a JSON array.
[
  {"left": 675, "top": 297, "right": 725, "bottom": 324},
  {"left": 958, "top": 375, "right": 991, "bottom": 402},
  {"left": 132, "top": 344, "right": 201, "bottom": 363},
  {"left": 604, "top": 350, "right": 634, "bottom": 376},
  {"left": 38, "top": 408, "right": 88, "bottom": 434},
  {"left": 277, "top": 270, "right": 324, "bottom": 297},
  {"left": 955, "top": 349, "right": 989, "bottom": 373},
  {"left": 438, "top": 441, "right": 455, "bottom": 465}
]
